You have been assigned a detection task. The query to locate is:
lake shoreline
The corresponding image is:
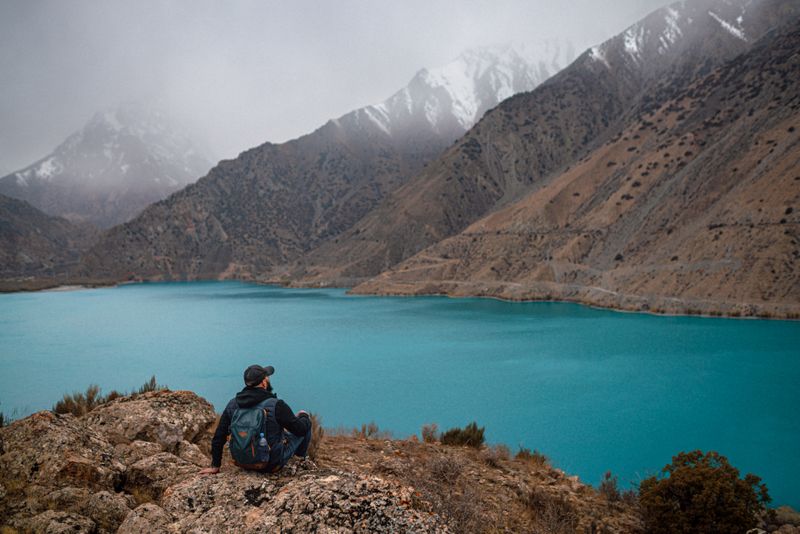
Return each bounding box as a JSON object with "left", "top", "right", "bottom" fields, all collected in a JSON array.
[{"left": 2, "top": 274, "right": 798, "bottom": 321}]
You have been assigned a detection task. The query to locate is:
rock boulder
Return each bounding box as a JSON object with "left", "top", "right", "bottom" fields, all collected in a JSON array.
[
  {"left": 85, "top": 390, "right": 216, "bottom": 451},
  {"left": 0, "top": 411, "right": 125, "bottom": 525}
]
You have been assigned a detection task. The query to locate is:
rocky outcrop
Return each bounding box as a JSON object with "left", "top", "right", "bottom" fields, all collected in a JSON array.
[
  {"left": 0, "top": 390, "right": 451, "bottom": 533},
  {"left": 4, "top": 388, "right": 797, "bottom": 532},
  {"left": 85, "top": 390, "right": 216, "bottom": 451},
  {"left": 0, "top": 410, "right": 126, "bottom": 532},
  {"left": 155, "top": 468, "right": 445, "bottom": 533}
]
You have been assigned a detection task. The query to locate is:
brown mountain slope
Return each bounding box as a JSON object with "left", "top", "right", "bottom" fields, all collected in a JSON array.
[
  {"left": 353, "top": 25, "right": 800, "bottom": 318},
  {"left": 77, "top": 117, "right": 443, "bottom": 281},
  {"left": 76, "top": 46, "right": 569, "bottom": 283},
  {"left": 0, "top": 194, "right": 97, "bottom": 288},
  {"left": 287, "top": 0, "right": 799, "bottom": 287}
]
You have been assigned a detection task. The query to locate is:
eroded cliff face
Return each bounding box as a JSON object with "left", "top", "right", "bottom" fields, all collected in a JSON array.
[{"left": 0, "top": 390, "right": 645, "bottom": 533}]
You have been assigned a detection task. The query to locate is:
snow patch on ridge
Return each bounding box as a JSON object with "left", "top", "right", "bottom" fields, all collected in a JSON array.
[
  {"left": 35, "top": 158, "right": 60, "bottom": 180},
  {"left": 590, "top": 46, "right": 610, "bottom": 68},
  {"left": 624, "top": 25, "right": 645, "bottom": 59},
  {"left": 708, "top": 11, "right": 747, "bottom": 41},
  {"left": 362, "top": 107, "right": 390, "bottom": 135}
]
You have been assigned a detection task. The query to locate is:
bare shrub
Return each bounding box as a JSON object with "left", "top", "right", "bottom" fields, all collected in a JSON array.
[
  {"left": 521, "top": 487, "right": 579, "bottom": 534},
  {"left": 493, "top": 443, "right": 511, "bottom": 460},
  {"left": 53, "top": 384, "right": 105, "bottom": 416},
  {"left": 421, "top": 422, "right": 439, "bottom": 443},
  {"left": 481, "top": 444, "right": 511, "bottom": 468},
  {"left": 324, "top": 425, "right": 353, "bottom": 437},
  {"left": 419, "top": 455, "right": 484, "bottom": 532},
  {"left": 352, "top": 421, "right": 391, "bottom": 440},
  {"left": 599, "top": 470, "right": 621, "bottom": 502},
  {"left": 516, "top": 446, "right": 549, "bottom": 467},
  {"left": 428, "top": 455, "right": 464, "bottom": 486},
  {"left": 307, "top": 412, "right": 324, "bottom": 460}
]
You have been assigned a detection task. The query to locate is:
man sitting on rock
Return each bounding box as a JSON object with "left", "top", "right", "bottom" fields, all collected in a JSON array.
[{"left": 200, "top": 364, "right": 312, "bottom": 475}]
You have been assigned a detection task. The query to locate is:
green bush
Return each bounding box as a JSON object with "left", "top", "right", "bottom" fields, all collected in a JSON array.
[
  {"left": 639, "top": 450, "right": 770, "bottom": 534},
  {"left": 440, "top": 422, "right": 485, "bottom": 448}
]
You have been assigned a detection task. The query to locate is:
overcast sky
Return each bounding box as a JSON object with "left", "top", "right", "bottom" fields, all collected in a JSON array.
[{"left": 0, "top": 0, "right": 669, "bottom": 172}]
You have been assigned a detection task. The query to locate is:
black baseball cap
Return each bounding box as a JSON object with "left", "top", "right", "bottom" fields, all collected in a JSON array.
[{"left": 244, "top": 364, "right": 275, "bottom": 386}]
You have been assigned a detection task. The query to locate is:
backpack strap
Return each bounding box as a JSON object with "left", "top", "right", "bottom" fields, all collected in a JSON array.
[{"left": 254, "top": 397, "right": 282, "bottom": 447}]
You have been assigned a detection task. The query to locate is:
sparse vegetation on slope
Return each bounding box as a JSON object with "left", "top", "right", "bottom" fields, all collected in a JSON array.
[{"left": 52, "top": 375, "right": 167, "bottom": 416}]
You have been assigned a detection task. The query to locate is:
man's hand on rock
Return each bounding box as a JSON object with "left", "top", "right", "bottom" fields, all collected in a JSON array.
[{"left": 199, "top": 467, "right": 220, "bottom": 475}]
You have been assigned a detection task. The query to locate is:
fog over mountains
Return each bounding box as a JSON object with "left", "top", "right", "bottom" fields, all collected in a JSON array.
[
  {"left": 79, "top": 41, "right": 575, "bottom": 279},
  {"left": 0, "top": 102, "right": 212, "bottom": 228},
  {"left": 352, "top": 41, "right": 575, "bottom": 141}
]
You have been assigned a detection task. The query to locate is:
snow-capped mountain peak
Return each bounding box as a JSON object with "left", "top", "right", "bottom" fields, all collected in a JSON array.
[
  {"left": 587, "top": 0, "right": 757, "bottom": 72},
  {"left": 344, "top": 40, "right": 575, "bottom": 140}
]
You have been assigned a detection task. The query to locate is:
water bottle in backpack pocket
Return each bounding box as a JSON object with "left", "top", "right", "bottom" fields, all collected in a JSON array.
[{"left": 257, "top": 433, "right": 269, "bottom": 462}]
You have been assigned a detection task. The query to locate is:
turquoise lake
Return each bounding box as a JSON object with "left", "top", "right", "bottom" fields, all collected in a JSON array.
[{"left": 1, "top": 281, "right": 798, "bottom": 507}]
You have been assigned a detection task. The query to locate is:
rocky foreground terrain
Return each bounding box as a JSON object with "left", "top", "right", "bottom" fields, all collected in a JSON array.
[
  {"left": 2, "top": 389, "right": 799, "bottom": 533},
  {"left": 0, "top": 389, "right": 641, "bottom": 533}
]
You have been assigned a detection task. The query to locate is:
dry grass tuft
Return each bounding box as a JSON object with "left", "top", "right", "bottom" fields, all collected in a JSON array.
[
  {"left": 421, "top": 422, "right": 439, "bottom": 443},
  {"left": 52, "top": 376, "right": 168, "bottom": 416},
  {"left": 516, "top": 446, "right": 549, "bottom": 467},
  {"left": 307, "top": 413, "right": 324, "bottom": 460}
]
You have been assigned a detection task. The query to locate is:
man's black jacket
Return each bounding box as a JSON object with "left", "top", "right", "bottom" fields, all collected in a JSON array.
[{"left": 210, "top": 386, "right": 310, "bottom": 468}]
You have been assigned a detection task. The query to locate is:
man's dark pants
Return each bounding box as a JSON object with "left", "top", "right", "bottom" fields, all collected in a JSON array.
[{"left": 277, "top": 424, "right": 312, "bottom": 467}]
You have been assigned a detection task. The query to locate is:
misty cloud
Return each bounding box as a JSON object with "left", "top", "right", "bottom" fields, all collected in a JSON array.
[{"left": 0, "top": 0, "right": 669, "bottom": 171}]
